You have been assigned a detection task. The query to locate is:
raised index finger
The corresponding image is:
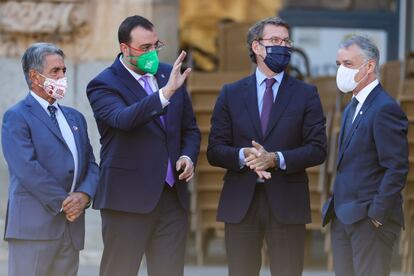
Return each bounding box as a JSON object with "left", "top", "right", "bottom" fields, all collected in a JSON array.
[{"left": 173, "top": 50, "right": 187, "bottom": 67}]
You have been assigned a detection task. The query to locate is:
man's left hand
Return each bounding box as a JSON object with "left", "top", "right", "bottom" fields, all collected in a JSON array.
[
  {"left": 371, "top": 219, "right": 382, "bottom": 228},
  {"left": 245, "top": 141, "right": 276, "bottom": 171},
  {"left": 176, "top": 156, "right": 194, "bottom": 182},
  {"left": 62, "top": 192, "right": 90, "bottom": 222}
]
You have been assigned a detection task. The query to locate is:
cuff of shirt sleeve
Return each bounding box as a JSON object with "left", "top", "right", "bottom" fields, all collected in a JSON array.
[
  {"left": 179, "top": 155, "right": 193, "bottom": 165},
  {"left": 238, "top": 148, "right": 246, "bottom": 168},
  {"left": 159, "top": 88, "right": 170, "bottom": 108},
  {"left": 277, "top": 152, "right": 286, "bottom": 170}
]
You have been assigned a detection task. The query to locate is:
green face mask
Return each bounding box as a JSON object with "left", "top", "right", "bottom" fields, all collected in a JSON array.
[{"left": 127, "top": 50, "right": 159, "bottom": 75}]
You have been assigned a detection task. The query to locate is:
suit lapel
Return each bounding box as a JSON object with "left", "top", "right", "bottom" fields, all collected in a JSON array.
[
  {"left": 263, "top": 74, "right": 294, "bottom": 140},
  {"left": 337, "top": 104, "right": 351, "bottom": 154},
  {"left": 113, "top": 55, "right": 166, "bottom": 133},
  {"left": 336, "top": 86, "right": 381, "bottom": 167},
  {"left": 243, "top": 74, "right": 263, "bottom": 141},
  {"left": 154, "top": 67, "right": 169, "bottom": 132},
  {"left": 25, "top": 94, "right": 66, "bottom": 144},
  {"left": 112, "top": 55, "right": 149, "bottom": 101},
  {"left": 60, "top": 106, "right": 82, "bottom": 183}
]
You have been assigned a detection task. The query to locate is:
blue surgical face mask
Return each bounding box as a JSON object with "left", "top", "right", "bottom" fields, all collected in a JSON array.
[{"left": 261, "top": 45, "right": 292, "bottom": 73}]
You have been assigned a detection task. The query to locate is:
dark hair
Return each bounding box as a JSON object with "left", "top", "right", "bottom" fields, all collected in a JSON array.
[
  {"left": 21, "top": 42, "right": 65, "bottom": 88},
  {"left": 118, "top": 15, "right": 154, "bottom": 44},
  {"left": 247, "top": 17, "right": 290, "bottom": 63}
]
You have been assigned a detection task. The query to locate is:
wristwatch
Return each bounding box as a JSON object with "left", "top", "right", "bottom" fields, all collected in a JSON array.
[{"left": 274, "top": 152, "right": 280, "bottom": 170}]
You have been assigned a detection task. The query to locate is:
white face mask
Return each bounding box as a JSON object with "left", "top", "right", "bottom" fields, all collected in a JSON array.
[
  {"left": 336, "top": 63, "right": 367, "bottom": 93},
  {"left": 38, "top": 73, "right": 67, "bottom": 100}
]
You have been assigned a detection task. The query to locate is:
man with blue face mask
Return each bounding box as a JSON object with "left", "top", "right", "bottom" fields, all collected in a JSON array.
[
  {"left": 207, "top": 17, "right": 327, "bottom": 276},
  {"left": 86, "top": 15, "right": 201, "bottom": 276},
  {"left": 322, "top": 35, "right": 409, "bottom": 276}
]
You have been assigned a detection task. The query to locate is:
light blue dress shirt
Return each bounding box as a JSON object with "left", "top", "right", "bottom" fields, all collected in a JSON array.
[
  {"left": 30, "top": 91, "right": 78, "bottom": 191},
  {"left": 238, "top": 68, "right": 287, "bottom": 170}
]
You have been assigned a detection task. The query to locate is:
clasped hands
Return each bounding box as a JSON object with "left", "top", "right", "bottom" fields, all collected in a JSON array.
[
  {"left": 62, "top": 192, "right": 90, "bottom": 222},
  {"left": 244, "top": 140, "right": 277, "bottom": 180}
]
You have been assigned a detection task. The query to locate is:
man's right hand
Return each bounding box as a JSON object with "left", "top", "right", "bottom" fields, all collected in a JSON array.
[
  {"left": 62, "top": 192, "right": 90, "bottom": 222},
  {"left": 243, "top": 147, "right": 271, "bottom": 180},
  {"left": 161, "top": 51, "right": 192, "bottom": 99}
]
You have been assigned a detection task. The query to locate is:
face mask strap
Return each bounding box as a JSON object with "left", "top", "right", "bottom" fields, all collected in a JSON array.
[{"left": 355, "top": 61, "right": 371, "bottom": 84}]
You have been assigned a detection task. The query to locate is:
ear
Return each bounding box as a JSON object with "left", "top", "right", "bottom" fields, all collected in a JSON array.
[
  {"left": 119, "top": 43, "right": 129, "bottom": 56},
  {"left": 29, "top": 69, "right": 42, "bottom": 87},
  {"left": 367, "top": 60, "right": 376, "bottom": 74},
  {"left": 251, "top": 40, "right": 262, "bottom": 56}
]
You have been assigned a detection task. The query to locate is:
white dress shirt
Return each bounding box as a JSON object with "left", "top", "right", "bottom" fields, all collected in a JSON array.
[
  {"left": 352, "top": 79, "right": 379, "bottom": 122},
  {"left": 30, "top": 91, "right": 78, "bottom": 192}
]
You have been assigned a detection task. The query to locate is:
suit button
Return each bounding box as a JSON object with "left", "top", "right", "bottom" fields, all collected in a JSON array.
[{"left": 68, "top": 170, "right": 74, "bottom": 174}]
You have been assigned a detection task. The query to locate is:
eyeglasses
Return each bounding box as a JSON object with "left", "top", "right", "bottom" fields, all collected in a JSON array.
[
  {"left": 128, "top": 40, "right": 165, "bottom": 54},
  {"left": 259, "top": 36, "right": 293, "bottom": 47}
]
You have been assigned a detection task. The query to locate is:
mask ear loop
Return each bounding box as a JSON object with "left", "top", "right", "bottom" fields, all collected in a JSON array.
[
  {"left": 355, "top": 61, "right": 370, "bottom": 84},
  {"left": 255, "top": 41, "right": 267, "bottom": 62},
  {"left": 125, "top": 46, "right": 139, "bottom": 67},
  {"left": 35, "top": 72, "right": 46, "bottom": 89}
]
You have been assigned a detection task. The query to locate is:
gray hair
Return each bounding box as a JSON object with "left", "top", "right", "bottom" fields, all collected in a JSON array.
[
  {"left": 247, "top": 17, "right": 290, "bottom": 63},
  {"left": 339, "top": 35, "right": 380, "bottom": 75},
  {"left": 21, "top": 42, "right": 65, "bottom": 88}
]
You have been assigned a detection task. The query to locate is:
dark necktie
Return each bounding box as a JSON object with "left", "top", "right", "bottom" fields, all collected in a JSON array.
[
  {"left": 261, "top": 78, "right": 276, "bottom": 135},
  {"left": 47, "top": 105, "right": 60, "bottom": 131},
  {"left": 141, "top": 76, "right": 175, "bottom": 186},
  {"left": 343, "top": 97, "right": 359, "bottom": 139}
]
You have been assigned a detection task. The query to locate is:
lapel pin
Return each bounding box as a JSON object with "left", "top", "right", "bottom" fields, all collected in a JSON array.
[
  {"left": 72, "top": 126, "right": 79, "bottom": 131},
  {"left": 359, "top": 111, "right": 363, "bottom": 115},
  {"left": 161, "top": 74, "right": 165, "bottom": 79}
]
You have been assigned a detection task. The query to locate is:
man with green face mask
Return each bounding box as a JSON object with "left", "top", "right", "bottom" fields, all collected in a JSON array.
[{"left": 86, "top": 15, "right": 201, "bottom": 276}]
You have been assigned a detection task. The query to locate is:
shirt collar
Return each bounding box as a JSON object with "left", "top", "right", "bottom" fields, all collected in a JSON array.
[
  {"left": 30, "top": 91, "right": 59, "bottom": 112},
  {"left": 119, "top": 55, "right": 154, "bottom": 81},
  {"left": 354, "top": 79, "right": 379, "bottom": 105},
  {"left": 255, "top": 67, "right": 284, "bottom": 86}
]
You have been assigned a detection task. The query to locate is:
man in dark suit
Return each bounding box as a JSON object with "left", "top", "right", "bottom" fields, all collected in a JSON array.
[
  {"left": 1, "top": 42, "right": 99, "bottom": 276},
  {"left": 322, "top": 35, "right": 409, "bottom": 276},
  {"left": 207, "top": 17, "right": 327, "bottom": 276},
  {"left": 86, "top": 15, "right": 200, "bottom": 276}
]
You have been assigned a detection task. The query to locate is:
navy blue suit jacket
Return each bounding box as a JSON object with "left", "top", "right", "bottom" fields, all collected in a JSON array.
[
  {"left": 207, "top": 73, "right": 327, "bottom": 224},
  {"left": 86, "top": 55, "right": 200, "bottom": 213},
  {"left": 322, "top": 84, "right": 409, "bottom": 227},
  {"left": 2, "top": 94, "right": 99, "bottom": 250}
]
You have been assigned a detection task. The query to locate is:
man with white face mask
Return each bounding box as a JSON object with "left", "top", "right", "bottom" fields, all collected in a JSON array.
[
  {"left": 1, "top": 42, "right": 99, "bottom": 276},
  {"left": 322, "top": 35, "right": 409, "bottom": 276}
]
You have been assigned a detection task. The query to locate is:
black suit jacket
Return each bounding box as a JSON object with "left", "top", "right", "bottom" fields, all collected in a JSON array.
[{"left": 207, "top": 73, "right": 327, "bottom": 224}]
